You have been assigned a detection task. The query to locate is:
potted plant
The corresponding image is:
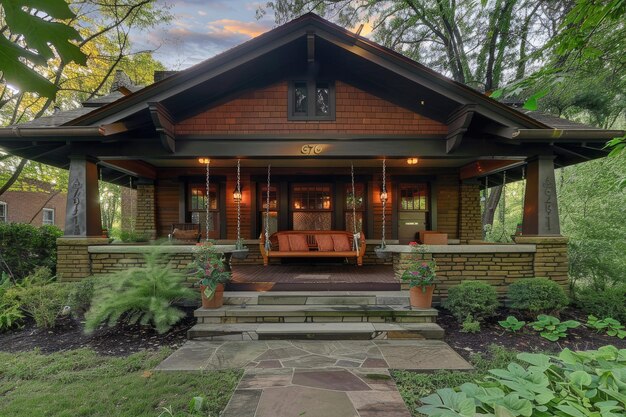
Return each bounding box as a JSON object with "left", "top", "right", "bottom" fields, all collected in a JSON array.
[
  {"left": 401, "top": 242, "right": 437, "bottom": 308},
  {"left": 189, "top": 243, "right": 231, "bottom": 309}
]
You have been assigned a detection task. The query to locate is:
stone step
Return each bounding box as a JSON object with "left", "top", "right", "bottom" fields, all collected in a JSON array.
[
  {"left": 194, "top": 304, "right": 438, "bottom": 324},
  {"left": 223, "top": 291, "right": 410, "bottom": 306},
  {"left": 187, "top": 322, "right": 444, "bottom": 340}
]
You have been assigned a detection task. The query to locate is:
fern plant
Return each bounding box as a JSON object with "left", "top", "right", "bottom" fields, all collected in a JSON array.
[
  {"left": 0, "top": 272, "right": 23, "bottom": 331},
  {"left": 85, "top": 249, "right": 196, "bottom": 334}
]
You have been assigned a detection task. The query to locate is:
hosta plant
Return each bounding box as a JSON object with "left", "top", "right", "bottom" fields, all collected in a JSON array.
[
  {"left": 587, "top": 315, "right": 626, "bottom": 339},
  {"left": 499, "top": 316, "right": 526, "bottom": 332},
  {"left": 530, "top": 314, "right": 580, "bottom": 341},
  {"left": 418, "top": 345, "right": 626, "bottom": 417}
]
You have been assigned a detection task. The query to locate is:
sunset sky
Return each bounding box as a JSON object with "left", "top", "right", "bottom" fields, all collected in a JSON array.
[{"left": 134, "top": 0, "right": 276, "bottom": 70}]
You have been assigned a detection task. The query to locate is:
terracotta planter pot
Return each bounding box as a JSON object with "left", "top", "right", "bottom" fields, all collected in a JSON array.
[
  {"left": 200, "top": 283, "right": 225, "bottom": 309},
  {"left": 409, "top": 285, "right": 435, "bottom": 308}
]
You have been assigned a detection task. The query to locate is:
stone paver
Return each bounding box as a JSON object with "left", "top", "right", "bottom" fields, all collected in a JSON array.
[
  {"left": 156, "top": 340, "right": 472, "bottom": 416},
  {"left": 157, "top": 340, "right": 472, "bottom": 371}
]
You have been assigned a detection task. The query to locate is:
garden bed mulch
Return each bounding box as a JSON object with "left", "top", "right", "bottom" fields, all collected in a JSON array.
[
  {"left": 439, "top": 307, "right": 626, "bottom": 360},
  {"left": 3, "top": 306, "right": 624, "bottom": 358},
  {"left": 0, "top": 308, "right": 195, "bottom": 356}
]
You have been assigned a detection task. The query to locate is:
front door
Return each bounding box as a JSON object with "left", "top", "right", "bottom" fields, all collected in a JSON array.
[
  {"left": 397, "top": 183, "right": 429, "bottom": 243},
  {"left": 291, "top": 183, "right": 333, "bottom": 230}
]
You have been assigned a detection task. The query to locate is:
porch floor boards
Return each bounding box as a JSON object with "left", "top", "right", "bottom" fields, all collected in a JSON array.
[{"left": 228, "top": 264, "right": 399, "bottom": 291}]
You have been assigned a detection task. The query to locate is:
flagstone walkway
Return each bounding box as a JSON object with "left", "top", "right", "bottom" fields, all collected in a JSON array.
[{"left": 156, "top": 340, "right": 472, "bottom": 417}]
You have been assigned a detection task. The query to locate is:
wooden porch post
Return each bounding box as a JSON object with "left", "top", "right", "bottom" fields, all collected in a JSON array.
[
  {"left": 64, "top": 156, "right": 102, "bottom": 237},
  {"left": 521, "top": 155, "right": 560, "bottom": 236}
]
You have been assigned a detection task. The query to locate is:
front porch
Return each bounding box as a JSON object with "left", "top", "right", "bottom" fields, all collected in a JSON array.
[{"left": 67, "top": 237, "right": 568, "bottom": 299}]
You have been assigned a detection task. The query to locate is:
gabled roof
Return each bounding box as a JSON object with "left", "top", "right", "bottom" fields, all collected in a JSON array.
[{"left": 62, "top": 13, "right": 548, "bottom": 130}]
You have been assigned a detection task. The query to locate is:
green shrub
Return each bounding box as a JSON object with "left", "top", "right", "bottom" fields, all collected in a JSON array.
[
  {"left": 85, "top": 249, "right": 196, "bottom": 334},
  {"left": 118, "top": 230, "right": 150, "bottom": 243},
  {"left": 444, "top": 281, "right": 499, "bottom": 322},
  {"left": 68, "top": 276, "right": 101, "bottom": 314},
  {"left": 17, "top": 283, "right": 74, "bottom": 328},
  {"left": 576, "top": 284, "right": 626, "bottom": 322},
  {"left": 0, "top": 272, "right": 23, "bottom": 331},
  {"left": 507, "top": 278, "right": 568, "bottom": 314},
  {"left": 0, "top": 223, "right": 62, "bottom": 280},
  {"left": 417, "top": 345, "right": 625, "bottom": 417},
  {"left": 460, "top": 315, "right": 481, "bottom": 333}
]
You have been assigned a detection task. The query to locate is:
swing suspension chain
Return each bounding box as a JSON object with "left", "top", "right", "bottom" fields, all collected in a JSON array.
[
  {"left": 236, "top": 159, "right": 241, "bottom": 246},
  {"left": 205, "top": 160, "right": 210, "bottom": 241},
  {"left": 264, "top": 164, "right": 271, "bottom": 251},
  {"left": 350, "top": 163, "right": 357, "bottom": 235},
  {"left": 381, "top": 158, "right": 387, "bottom": 248}
]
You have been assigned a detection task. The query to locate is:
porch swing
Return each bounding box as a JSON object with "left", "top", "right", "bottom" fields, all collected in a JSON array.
[{"left": 258, "top": 163, "right": 366, "bottom": 266}]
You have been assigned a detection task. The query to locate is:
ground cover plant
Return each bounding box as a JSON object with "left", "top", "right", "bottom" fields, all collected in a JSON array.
[
  {"left": 392, "top": 345, "right": 520, "bottom": 416},
  {"left": 415, "top": 345, "right": 626, "bottom": 417},
  {"left": 530, "top": 314, "right": 581, "bottom": 342},
  {"left": 0, "top": 348, "right": 241, "bottom": 417}
]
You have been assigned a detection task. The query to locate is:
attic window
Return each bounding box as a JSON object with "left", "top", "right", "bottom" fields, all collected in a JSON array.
[{"left": 288, "top": 80, "right": 335, "bottom": 120}]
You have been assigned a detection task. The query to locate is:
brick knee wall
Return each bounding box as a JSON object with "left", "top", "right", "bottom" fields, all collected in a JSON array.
[
  {"left": 394, "top": 251, "right": 536, "bottom": 301},
  {"left": 57, "top": 237, "right": 110, "bottom": 282},
  {"left": 514, "top": 236, "right": 569, "bottom": 291}
]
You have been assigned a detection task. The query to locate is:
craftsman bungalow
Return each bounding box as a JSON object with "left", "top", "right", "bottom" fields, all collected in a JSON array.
[{"left": 0, "top": 14, "right": 621, "bottom": 297}]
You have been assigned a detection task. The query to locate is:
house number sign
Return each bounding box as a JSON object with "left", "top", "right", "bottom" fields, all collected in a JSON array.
[{"left": 301, "top": 144, "right": 323, "bottom": 155}]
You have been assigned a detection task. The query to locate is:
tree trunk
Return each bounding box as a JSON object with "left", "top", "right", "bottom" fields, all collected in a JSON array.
[
  {"left": 0, "top": 159, "right": 27, "bottom": 196},
  {"left": 482, "top": 185, "right": 503, "bottom": 232}
]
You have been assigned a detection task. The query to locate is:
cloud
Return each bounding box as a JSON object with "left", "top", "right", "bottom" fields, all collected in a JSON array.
[
  {"left": 198, "top": 10, "right": 207, "bottom": 16},
  {"left": 207, "top": 18, "right": 270, "bottom": 38}
]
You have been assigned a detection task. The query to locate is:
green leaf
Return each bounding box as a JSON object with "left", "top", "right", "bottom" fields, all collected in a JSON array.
[
  {"left": 568, "top": 370, "right": 593, "bottom": 387},
  {"left": 0, "top": 37, "right": 56, "bottom": 98},
  {"left": 188, "top": 396, "right": 204, "bottom": 412},
  {"left": 522, "top": 89, "right": 548, "bottom": 111},
  {"left": 517, "top": 353, "right": 550, "bottom": 369},
  {"left": 499, "top": 394, "right": 533, "bottom": 417},
  {"left": 490, "top": 89, "right": 503, "bottom": 99},
  {"left": 0, "top": 0, "right": 87, "bottom": 98}
]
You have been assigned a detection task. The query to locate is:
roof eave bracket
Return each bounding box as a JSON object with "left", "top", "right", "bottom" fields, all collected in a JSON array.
[
  {"left": 446, "top": 104, "right": 475, "bottom": 154},
  {"left": 148, "top": 102, "right": 176, "bottom": 153}
]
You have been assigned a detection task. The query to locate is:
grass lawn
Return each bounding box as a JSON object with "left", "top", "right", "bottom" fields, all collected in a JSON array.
[
  {"left": 391, "top": 345, "right": 519, "bottom": 416},
  {"left": 0, "top": 348, "right": 242, "bottom": 417}
]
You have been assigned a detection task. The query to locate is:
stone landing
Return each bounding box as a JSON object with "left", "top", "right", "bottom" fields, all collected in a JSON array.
[
  {"left": 187, "top": 291, "right": 444, "bottom": 341},
  {"left": 156, "top": 340, "right": 472, "bottom": 371}
]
